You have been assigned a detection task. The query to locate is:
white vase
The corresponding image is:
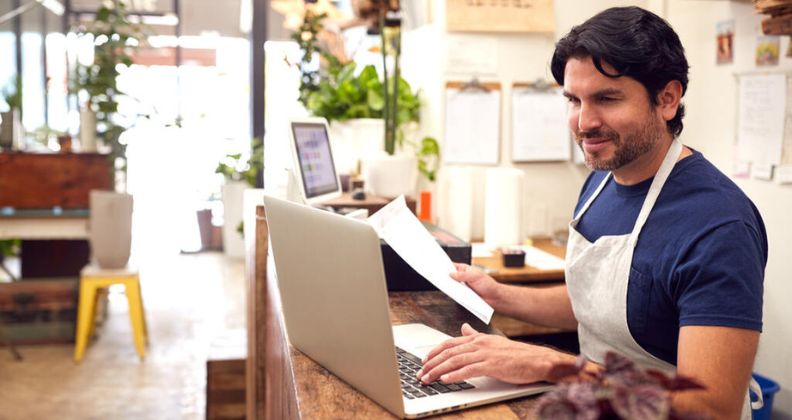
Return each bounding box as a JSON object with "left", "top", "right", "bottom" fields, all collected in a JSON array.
[
  {"left": 327, "top": 119, "right": 385, "bottom": 175},
  {"left": 90, "top": 191, "right": 134, "bottom": 269},
  {"left": 363, "top": 151, "right": 417, "bottom": 198},
  {"left": 222, "top": 180, "right": 247, "bottom": 259},
  {"left": 80, "top": 105, "right": 97, "bottom": 152},
  {"left": 0, "top": 110, "right": 22, "bottom": 150}
]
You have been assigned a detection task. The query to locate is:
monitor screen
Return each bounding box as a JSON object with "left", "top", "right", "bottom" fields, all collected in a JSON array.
[{"left": 291, "top": 121, "right": 341, "bottom": 202}]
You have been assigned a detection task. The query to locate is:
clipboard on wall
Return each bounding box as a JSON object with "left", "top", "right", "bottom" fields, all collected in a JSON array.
[
  {"left": 443, "top": 79, "right": 501, "bottom": 165},
  {"left": 511, "top": 81, "right": 571, "bottom": 162}
]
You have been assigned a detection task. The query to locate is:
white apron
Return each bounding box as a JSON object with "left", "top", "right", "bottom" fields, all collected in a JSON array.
[{"left": 564, "top": 140, "right": 759, "bottom": 419}]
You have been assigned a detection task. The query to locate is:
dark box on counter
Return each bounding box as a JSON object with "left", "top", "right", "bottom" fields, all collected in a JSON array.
[{"left": 381, "top": 223, "right": 471, "bottom": 292}]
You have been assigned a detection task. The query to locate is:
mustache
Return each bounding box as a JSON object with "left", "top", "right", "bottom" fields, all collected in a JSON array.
[{"left": 576, "top": 129, "right": 619, "bottom": 142}]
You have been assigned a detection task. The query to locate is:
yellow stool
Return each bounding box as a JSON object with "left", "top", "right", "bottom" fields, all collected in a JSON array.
[{"left": 74, "top": 265, "right": 147, "bottom": 362}]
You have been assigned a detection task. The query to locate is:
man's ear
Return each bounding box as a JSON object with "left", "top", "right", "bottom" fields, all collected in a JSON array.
[{"left": 656, "top": 80, "right": 683, "bottom": 122}]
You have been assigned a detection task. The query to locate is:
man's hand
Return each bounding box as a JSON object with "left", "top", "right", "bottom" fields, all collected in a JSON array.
[
  {"left": 449, "top": 264, "right": 577, "bottom": 330},
  {"left": 416, "top": 323, "right": 572, "bottom": 385},
  {"left": 450, "top": 264, "right": 502, "bottom": 307}
]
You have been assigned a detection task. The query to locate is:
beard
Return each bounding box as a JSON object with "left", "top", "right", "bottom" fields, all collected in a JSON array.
[{"left": 575, "top": 113, "right": 665, "bottom": 172}]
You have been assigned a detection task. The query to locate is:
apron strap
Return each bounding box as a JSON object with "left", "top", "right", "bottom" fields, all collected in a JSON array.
[
  {"left": 572, "top": 173, "right": 612, "bottom": 223},
  {"left": 750, "top": 377, "right": 764, "bottom": 410},
  {"left": 628, "top": 140, "right": 683, "bottom": 247}
]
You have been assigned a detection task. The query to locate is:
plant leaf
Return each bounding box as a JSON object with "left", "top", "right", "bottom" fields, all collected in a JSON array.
[{"left": 610, "top": 384, "right": 670, "bottom": 420}]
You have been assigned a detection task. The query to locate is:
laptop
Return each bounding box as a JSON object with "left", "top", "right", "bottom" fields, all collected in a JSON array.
[{"left": 263, "top": 195, "right": 551, "bottom": 418}]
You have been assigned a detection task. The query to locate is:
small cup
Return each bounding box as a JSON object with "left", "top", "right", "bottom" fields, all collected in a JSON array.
[{"left": 501, "top": 248, "right": 525, "bottom": 268}]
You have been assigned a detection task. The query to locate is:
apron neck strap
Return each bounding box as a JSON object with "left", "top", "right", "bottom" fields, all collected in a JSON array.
[
  {"left": 628, "top": 139, "right": 683, "bottom": 247},
  {"left": 572, "top": 172, "right": 612, "bottom": 222}
]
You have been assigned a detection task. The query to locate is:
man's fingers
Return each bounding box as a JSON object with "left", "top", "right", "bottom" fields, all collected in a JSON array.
[
  {"left": 438, "top": 362, "right": 487, "bottom": 384},
  {"left": 449, "top": 269, "right": 481, "bottom": 283},
  {"left": 419, "top": 339, "right": 477, "bottom": 378},
  {"left": 421, "top": 352, "right": 483, "bottom": 384},
  {"left": 421, "top": 335, "right": 474, "bottom": 364},
  {"left": 461, "top": 323, "right": 478, "bottom": 336}
]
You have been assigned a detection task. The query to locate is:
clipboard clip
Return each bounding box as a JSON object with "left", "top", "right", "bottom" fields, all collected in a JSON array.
[
  {"left": 460, "top": 77, "right": 490, "bottom": 93},
  {"left": 531, "top": 78, "right": 552, "bottom": 91},
  {"left": 514, "top": 78, "right": 555, "bottom": 95}
]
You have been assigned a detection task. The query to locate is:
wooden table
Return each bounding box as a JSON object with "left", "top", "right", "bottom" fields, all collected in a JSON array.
[
  {"left": 245, "top": 204, "right": 543, "bottom": 419},
  {"left": 321, "top": 192, "right": 417, "bottom": 215},
  {"left": 473, "top": 238, "right": 566, "bottom": 284},
  {"left": 472, "top": 238, "right": 571, "bottom": 338}
]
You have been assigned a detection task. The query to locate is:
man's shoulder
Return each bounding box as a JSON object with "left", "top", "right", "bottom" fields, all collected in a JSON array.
[{"left": 665, "top": 152, "right": 756, "bottom": 218}]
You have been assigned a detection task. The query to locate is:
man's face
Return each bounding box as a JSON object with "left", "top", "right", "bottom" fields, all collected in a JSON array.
[{"left": 563, "top": 56, "right": 667, "bottom": 172}]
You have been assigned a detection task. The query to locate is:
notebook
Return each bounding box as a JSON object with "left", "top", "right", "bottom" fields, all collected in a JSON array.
[{"left": 263, "top": 194, "right": 551, "bottom": 418}]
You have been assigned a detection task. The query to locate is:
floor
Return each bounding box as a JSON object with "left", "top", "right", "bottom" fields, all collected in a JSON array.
[{"left": 0, "top": 251, "right": 246, "bottom": 420}]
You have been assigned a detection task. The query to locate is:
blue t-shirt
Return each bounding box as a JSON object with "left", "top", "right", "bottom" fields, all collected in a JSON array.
[{"left": 574, "top": 150, "right": 766, "bottom": 366}]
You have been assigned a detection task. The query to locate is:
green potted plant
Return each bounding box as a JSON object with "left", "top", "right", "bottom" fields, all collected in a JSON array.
[
  {"left": 293, "top": 9, "right": 439, "bottom": 194},
  {"left": 0, "top": 239, "right": 20, "bottom": 281},
  {"left": 1, "top": 76, "right": 23, "bottom": 150},
  {"left": 215, "top": 138, "right": 263, "bottom": 257},
  {"left": 70, "top": 0, "right": 148, "bottom": 183}
]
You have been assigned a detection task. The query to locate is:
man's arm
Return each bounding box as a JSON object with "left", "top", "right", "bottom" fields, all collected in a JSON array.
[
  {"left": 673, "top": 326, "right": 759, "bottom": 420},
  {"left": 452, "top": 264, "right": 577, "bottom": 330}
]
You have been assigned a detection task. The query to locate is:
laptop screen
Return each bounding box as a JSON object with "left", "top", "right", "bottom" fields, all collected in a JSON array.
[{"left": 291, "top": 121, "right": 341, "bottom": 201}]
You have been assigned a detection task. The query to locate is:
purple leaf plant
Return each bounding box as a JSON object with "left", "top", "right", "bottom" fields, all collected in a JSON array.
[{"left": 535, "top": 352, "right": 710, "bottom": 420}]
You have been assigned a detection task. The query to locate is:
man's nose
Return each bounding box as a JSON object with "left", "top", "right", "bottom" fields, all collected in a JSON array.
[{"left": 577, "top": 104, "right": 602, "bottom": 132}]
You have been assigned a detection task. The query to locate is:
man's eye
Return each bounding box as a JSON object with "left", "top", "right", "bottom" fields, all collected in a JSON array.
[
  {"left": 599, "top": 97, "right": 617, "bottom": 102},
  {"left": 567, "top": 97, "right": 580, "bottom": 104}
]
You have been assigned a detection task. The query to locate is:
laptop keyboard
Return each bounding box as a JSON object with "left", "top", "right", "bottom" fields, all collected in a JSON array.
[{"left": 396, "top": 347, "right": 475, "bottom": 399}]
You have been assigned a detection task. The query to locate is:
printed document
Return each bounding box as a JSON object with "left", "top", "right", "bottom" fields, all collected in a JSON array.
[{"left": 368, "top": 197, "right": 494, "bottom": 324}]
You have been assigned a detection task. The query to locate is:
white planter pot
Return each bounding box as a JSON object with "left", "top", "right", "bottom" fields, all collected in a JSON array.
[
  {"left": 363, "top": 152, "right": 417, "bottom": 198},
  {"left": 327, "top": 119, "right": 385, "bottom": 175},
  {"left": 80, "top": 105, "right": 97, "bottom": 152},
  {"left": 90, "top": 191, "right": 134, "bottom": 269},
  {"left": 222, "top": 180, "right": 247, "bottom": 259},
  {"left": 0, "top": 110, "right": 22, "bottom": 150}
]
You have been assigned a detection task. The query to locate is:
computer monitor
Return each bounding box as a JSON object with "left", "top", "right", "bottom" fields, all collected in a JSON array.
[{"left": 288, "top": 117, "right": 343, "bottom": 205}]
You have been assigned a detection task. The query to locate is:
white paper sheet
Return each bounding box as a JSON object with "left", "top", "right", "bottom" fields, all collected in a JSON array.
[
  {"left": 444, "top": 35, "right": 498, "bottom": 76},
  {"left": 737, "top": 74, "right": 786, "bottom": 167},
  {"left": 471, "top": 242, "right": 494, "bottom": 258},
  {"left": 368, "top": 196, "right": 494, "bottom": 324},
  {"left": 521, "top": 245, "right": 566, "bottom": 271},
  {"left": 444, "top": 88, "right": 500, "bottom": 165},
  {"left": 511, "top": 88, "right": 571, "bottom": 162}
]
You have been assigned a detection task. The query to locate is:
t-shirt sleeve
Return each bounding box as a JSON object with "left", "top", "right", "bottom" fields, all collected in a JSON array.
[{"left": 674, "top": 221, "right": 765, "bottom": 331}]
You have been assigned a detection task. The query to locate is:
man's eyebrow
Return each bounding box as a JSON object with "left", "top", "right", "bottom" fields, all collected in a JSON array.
[
  {"left": 563, "top": 88, "right": 624, "bottom": 99},
  {"left": 592, "top": 88, "right": 623, "bottom": 97},
  {"left": 562, "top": 91, "right": 577, "bottom": 99}
]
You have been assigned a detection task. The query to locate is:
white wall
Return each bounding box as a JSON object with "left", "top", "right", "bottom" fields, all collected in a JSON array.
[{"left": 404, "top": 0, "right": 792, "bottom": 416}]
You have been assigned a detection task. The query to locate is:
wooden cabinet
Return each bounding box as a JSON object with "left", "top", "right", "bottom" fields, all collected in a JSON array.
[{"left": 0, "top": 152, "right": 112, "bottom": 209}]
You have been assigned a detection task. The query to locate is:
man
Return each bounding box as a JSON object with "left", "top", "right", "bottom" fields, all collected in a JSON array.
[{"left": 417, "top": 6, "right": 766, "bottom": 419}]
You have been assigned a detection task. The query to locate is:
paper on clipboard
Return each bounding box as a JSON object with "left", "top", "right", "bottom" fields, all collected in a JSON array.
[
  {"left": 737, "top": 74, "right": 785, "bottom": 167},
  {"left": 444, "top": 88, "right": 500, "bottom": 165},
  {"left": 511, "top": 88, "right": 570, "bottom": 162},
  {"left": 367, "top": 196, "right": 494, "bottom": 324}
]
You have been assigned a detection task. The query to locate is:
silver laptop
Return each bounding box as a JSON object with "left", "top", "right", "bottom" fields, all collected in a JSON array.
[{"left": 263, "top": 195, "right": 551, "bottom": 418}]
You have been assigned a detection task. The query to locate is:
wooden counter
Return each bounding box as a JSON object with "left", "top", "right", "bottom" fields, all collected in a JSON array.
[
  {"left": 472, "top": 238, "right": 566, "bottom": 284},
  {"left": 245, "top": 204, "right": 544, "bottom": 419}
]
